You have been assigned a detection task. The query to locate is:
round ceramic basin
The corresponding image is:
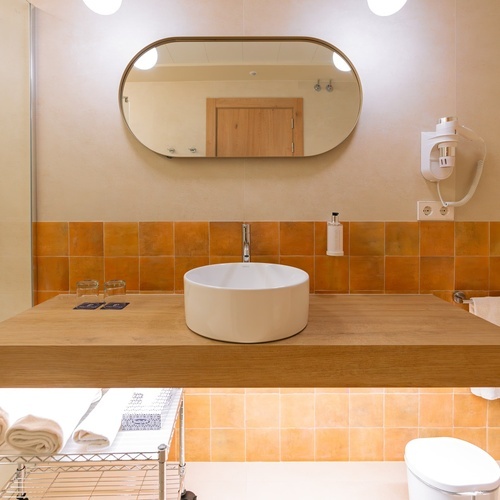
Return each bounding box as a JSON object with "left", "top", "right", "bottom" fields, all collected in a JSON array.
[{"left": 184, "top": 262, "right": 310, "bottom": 343}]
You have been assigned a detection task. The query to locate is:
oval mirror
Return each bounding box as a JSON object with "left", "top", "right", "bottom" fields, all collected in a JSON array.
[{"left": 119, "top": 37, "right": 362, "bottom": 158}]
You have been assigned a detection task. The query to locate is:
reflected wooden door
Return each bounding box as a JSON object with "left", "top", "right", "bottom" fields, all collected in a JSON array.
[{"left": 206, "top": 98, "right": 304, "bottom": 157}]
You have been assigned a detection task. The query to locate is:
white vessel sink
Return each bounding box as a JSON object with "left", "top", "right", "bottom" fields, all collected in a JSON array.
[{"left": 184, "top": 262, "right": 309, "bottom": 343}]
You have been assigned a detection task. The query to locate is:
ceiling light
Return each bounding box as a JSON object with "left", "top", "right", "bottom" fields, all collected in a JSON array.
[
  {"left": 367, "top": 0, "right": 407, "bottom": 16},
  {"left": 82, "top": 0, "right": 122, "bottom": 16},
  {"left": 134, "top": 48, "right": 158, "bottom": 71}
]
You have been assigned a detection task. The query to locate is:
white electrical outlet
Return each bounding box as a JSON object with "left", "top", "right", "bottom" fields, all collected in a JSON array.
[{"left": 417, "top": 201, "right": 455, "bottom": 221}]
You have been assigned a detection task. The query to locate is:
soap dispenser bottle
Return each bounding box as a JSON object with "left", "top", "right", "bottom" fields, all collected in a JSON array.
[{"left": 326, "top": 212, "right": 344, "bottom": 256}]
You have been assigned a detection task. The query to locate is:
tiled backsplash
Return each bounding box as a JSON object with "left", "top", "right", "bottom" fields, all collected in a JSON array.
[
  {"left": 34, "top": 220, "right": 500, "bottom": 301},
  {"left": 34, "top": 221, "right": 500, "bottom": 461},
  {"left": 183, "top": 388, "right": 500, "bottom": 462}
]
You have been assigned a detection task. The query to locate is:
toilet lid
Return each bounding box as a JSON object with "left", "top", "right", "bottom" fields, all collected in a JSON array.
[{"left": 405, "top": 437, "right": 500, "bottom": 494}]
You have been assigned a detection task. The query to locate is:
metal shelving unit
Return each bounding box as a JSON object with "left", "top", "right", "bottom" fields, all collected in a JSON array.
[{"left": 0, "top": 389, "right": 196, "bottom": 500}]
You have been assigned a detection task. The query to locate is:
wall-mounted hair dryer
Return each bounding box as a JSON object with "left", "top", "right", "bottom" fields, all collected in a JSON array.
[{"left": 421, "top": 117, "right": 486, "bottom": 207}]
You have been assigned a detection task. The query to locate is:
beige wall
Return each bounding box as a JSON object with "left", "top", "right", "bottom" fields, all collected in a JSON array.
[
  {"left": 32, "top": 0, "right": 499, "bottom": 222},
  {"left": 0, "top": 0, "right": 32, "bottom": 320}
]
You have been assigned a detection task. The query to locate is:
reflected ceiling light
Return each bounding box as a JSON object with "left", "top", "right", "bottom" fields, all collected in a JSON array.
[
  {"left": 82, "top": 0, "right": 122, "bottom": 15},
  {"left": 367, "top": 0, "right": 407, "bottom": 16},
  {"left": 134, "top": 48, "right": 158, "bottom": 70},
  {"left": 332, "top": 53, "right": 351, "bottom": 72}
]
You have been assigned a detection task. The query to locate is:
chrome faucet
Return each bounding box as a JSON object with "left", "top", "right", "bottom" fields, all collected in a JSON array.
[{"left": 242, "top": 223, "right": 250, "bottom": 262}]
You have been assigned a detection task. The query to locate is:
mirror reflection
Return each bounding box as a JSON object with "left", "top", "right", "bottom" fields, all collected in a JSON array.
[{"left": 119, "top": 37, "right": 362, "bottom": 158}]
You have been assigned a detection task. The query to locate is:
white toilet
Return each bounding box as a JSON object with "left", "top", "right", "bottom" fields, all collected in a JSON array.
[{"left": 405, "top": 437, "right": 500, "bottom": 499}]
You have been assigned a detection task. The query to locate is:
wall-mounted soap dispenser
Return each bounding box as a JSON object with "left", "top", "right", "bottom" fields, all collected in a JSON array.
[{"left": 326, "top": 212, "right": 344, "bottom": 256}]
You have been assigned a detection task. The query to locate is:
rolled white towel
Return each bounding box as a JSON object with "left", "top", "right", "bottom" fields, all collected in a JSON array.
[
  {"left": 0, "top": 407, "right": 8, "bottom": 446},
  {"left": 4, "top": 389, "right": 101, "bottom": 454},
  {"left": 73, "top": 389, "right": 133, "bottom": 448},
  {"left": 471, "top": 388, "right": 500, "bottom": 400}
]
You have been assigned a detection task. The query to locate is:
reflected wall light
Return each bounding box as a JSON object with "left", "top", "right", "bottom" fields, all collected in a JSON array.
[
  {"left": 333, "top": 53, "right": 351, "bottom": 72},
  {"left": 82, "top": 0, "right": 122, "bottom": 15},
  {"left": 134, "top": 48, "right": 158, "bottom": 70},
  {"left": 367, "top": 0, "right": 407, "bottom": 16}
]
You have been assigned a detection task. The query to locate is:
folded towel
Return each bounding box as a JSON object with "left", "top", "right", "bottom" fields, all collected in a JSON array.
[
  {"left": 73, "top": 389, "right": 133, "bottom": 448},
  {"left": 0, "top": 407, "right": 8, "bottom": 446},
  {"left": 3, "top": 388, "right": 100, "bottom": 454},
  {"left": 470, "top": 297, "right": 500, "bottom": 325},
  {"left": 469, "top": 297, "right": 500, "bottom": 400}
]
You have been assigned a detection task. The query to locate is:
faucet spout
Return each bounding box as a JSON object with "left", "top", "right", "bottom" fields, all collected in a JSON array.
[{"left": 242, "top": 223, "right": 250, "bottom": 262}]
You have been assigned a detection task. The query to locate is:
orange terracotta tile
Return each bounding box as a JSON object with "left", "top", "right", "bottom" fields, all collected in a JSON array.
[
  {"left": 279, "top": 222, "right": 314, "bottom": 255},
  {"left": 209, "top": 256, "right": 242, "bottom": 264},
  {"left": 69, "top": 257, "right": 104, "bottom": 291},
  {"left": 37, "top": 256, "right": 69, "bottom": 291},
  {"left": 418, "top": 427, "right": 453, "bottom": 438},
  {"left": 349, "top": 222, "right": 384, "bottom": 256},
  {"left": 211, "top": 395, "right": 244, "bottom": 428},
  {"left": 419, "top": 221, "right": 454, "bottom": 257},
  {"left": 420, "top": 257, "right": 454, "bottom": 291},
  {"left": 209, "top": 222, "right": 242, "bottom": 257},
  {"left": 250, "top": 255, "right": 280, "bottom": 264},
  {"left": 314, "top": 256, "right": 349, "bottom": 293},
  {"left": 174, "top": 222, "right": 209, "bottom": 256},
  {"left": 174, "top": 256, "right": 209, "bottom": 292},
  {"left": 279, "top": 256, "right": 314, "bottom": 292},
  {"left": 104, "top": 257, "right": 139, "bottom": 291},
  {"left": 455, "top": 256, "right": 489, "bottom": 290},
  {"left": 315, "top": 428, "right": 349, "bottom": 461},
  {"left": 280, "top": 428, "right": 314, "bottom": 461},
  {"left": 488, "top": 399, "right": 500, "bottom": 427},
  {"left": 385, "top": 222, "right": 419, "bottom": 256},
  {"left": 315, "top": 221, "right": 327, "bottom": 255},
  {"left": 455, "top": 221, "right": 489, "bottom": 256},
  {"left": 385, "top": 256, "right": 419, "bottom": 293},
  {"left": 454, "top": 393, "right": 487, "bottom": 427},
  {"left": 185, "top": 429, "right": 211, "bottom": 461},
  {"left": 349, "top": 393, "right": 383, "bottom": 427},
  {"left": 349, "top": 428, "right": 384, "bottom": 460},
  {"left": 139, "top": 256, "right": 174, "bottom": 291},
  {"left": 419, "top": 388, "right": 453, "bottom": 394},
  {"left": 245, "top": 393, "right": 279, "bottom": 428},
  {"left": 490, "top": 222, "right": 500, "bottom": 256},
  {"left": 453, "top": 428, "right": 486, "bottom": 450},
  {"left": 489, "top": 257, "right": 500, "bottom": 290},
  {"left": 246, "top": 429, "right": 280, "bottom": 461},
  {"left": 69, "top": 222, "right": 103, "bottom": 257},
  {"left": 211, "top": 429, "right": 245, "bottom": 461},
  {"left": 36, "top": 222, "right": 68, "bottom": 256},
  {"left": 34, "top": 290, "right": 62, "bottom": 305},
  {"left": 185, "top": 395, "right": 211, "bottom": 428},
  {"left": 419, "top": 393, "right": 453, "bottom": 427},
  {"left": 139, "top": 222, "right": 173, "bottom": 256},
  {"left": 315, "top": 393, "right": 349, "bottom": 427},
  {"left": 280, "top": 393, "right": 315, "bottom": 428},
  {"left": 211, "top": 388, "right": 245, "bottom": 394},
  {"left": 104, "top": 222, "right": 139, "bottom": 257},
  {"left": 385, "top": 394, "right": 419, "bottom": 427},
  {"left": 487, "top": 427, "right": 500, "bottom": 459},
  {"left": 349, "top": 256, "right": 384, "bottom": 292},
  {"left": 250, "top": 221, "right": 279, "bottom": 256},
  {"left": 384, "top": 428, "right": 419, "bottom": 461}
]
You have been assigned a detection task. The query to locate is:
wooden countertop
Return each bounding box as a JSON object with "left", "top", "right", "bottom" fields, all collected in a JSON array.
[{"left": 0, "top": 294, "right": 499, "bottom": 388}]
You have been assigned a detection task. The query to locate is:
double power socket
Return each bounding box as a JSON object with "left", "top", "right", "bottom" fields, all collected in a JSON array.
[{"left": 417, "top": 201, "right": 455, "bottom": 221}]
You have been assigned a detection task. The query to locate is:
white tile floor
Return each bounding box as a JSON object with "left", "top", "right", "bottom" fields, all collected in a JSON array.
[{"left": 184, "top": 462, "right": 410, "bottom": 500}]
